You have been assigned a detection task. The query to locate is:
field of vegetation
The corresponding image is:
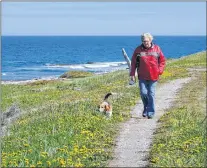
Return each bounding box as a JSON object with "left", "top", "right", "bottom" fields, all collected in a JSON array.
[
  {"left": 150, "top": 52, "right": 206, "bottom": 167},
  {"left": 1, "top": 51, "right": 206, "bottom": 167}
]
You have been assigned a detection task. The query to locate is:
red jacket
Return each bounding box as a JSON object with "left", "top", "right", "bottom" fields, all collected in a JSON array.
[{"left": 130, "top": 44, "right": 166, "bottom": 81}]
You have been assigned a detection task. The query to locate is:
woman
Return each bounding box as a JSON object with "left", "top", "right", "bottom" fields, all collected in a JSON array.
[{"left": 130, "top": 33, "right": 166, "bottom": 119}]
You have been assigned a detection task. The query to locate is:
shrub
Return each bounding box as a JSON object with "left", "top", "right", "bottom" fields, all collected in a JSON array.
[{"left": 59, "top": 71, "right": 93, "bottom": 79}]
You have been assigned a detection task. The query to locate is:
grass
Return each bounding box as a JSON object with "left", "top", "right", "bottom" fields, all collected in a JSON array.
[
  {"left": 150, "top": 52, "right": 206, "bottom": 167},
  {"left": 1, "top": 71, "right": 139, "bottom": 167},
  {"left": 159, "top": 51, "right": 206, "bottom": 83},
  {"left": 1, "top": 51, "right": 206, "bottom": 167}
]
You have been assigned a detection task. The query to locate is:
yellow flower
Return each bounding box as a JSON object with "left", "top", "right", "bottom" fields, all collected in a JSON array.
[
  {"left": 2, "top": 152, "right": 7, "bottom": 156},
  {"left": 67, "top": 158, "right": 72, "bottom": 163},
  {"left": 81, "top": 130, "right": 91, "bottom": 134},
  {"left": 25, "top": 158, "right": 29, "bottom": 165},
  {"left": 37, "top": 161, "right": 42, "bottom": 165},
  {"left": 52, "top": 159, "right": 56, "bottom": 163},
  {"left": 40, "top": 151, "right": 48, "bottom": 158},
  {"left": 24, "top": 143, "right": 29, "bottom": 147},
  {"left": 2, "top": 164, "right": 6, "bottom": 167},
  {"left": 59, "top": 158, "right": 66, "bottom": 166},
  {"left": 28, "top": 149, "right": 32, "bottom": 153},
  {"left": 162, "top": 71, "right": 172, "bottom": 78},
  {"left": 150, "top": 157, "right": 159, "bottom": 163},
  {"left": 41, "top": 154, "right": 46, "bottom": 158},
  {"left": 46, "top": 161, "right": 51, "bottom": 167},
  {"left": 74, "top": 162, "right": 84, "bottom": 167}
]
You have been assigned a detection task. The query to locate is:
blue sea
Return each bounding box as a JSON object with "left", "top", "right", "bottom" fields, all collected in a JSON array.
[{"left": 2, "top": 36, "right": 206, "bottom": 81}]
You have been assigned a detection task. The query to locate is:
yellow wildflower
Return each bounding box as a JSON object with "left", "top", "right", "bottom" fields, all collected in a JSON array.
[
  {"left": 37, "top": 161, "right": 42, "bottom": 165},
  {"left": 26, "top": 150, "right": 31, "bottom": 154},
  {"left": 25, "top": 158, "right": 29, "bottom": 165},
  {"left": 74, "top": 162, "right": 84, "bottom": 167},
  {"left": 46, "top": 161, "right": 51, "bottom": 167},
  {"left": 59, "top": 158, "right": 66, "bottom": 166},
  {"left": 24, "top": 144, "right": 29, "bottom": 147}
]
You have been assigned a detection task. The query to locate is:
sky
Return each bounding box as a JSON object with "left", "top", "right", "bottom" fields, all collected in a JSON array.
[{"left": 1, "top": 2, "right": 206, "bottom": 36}]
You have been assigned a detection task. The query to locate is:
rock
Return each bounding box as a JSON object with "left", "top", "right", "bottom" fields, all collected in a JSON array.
[{"left": 1, "top": 104, "right": 21, "bottom": 126}]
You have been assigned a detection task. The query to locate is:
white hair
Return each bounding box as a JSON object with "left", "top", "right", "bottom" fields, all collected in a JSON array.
[{"left": 141, "top": 33, "right": 153, "bottom": 41}]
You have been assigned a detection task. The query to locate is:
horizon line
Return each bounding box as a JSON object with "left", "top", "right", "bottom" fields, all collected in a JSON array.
[{"left": 1, "top": 34, "right": 206, "bottom": 37}]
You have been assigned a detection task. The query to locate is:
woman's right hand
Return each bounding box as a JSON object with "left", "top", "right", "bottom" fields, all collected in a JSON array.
[{"left": 129, "top": 76, "right": 135, "bottom": 85}]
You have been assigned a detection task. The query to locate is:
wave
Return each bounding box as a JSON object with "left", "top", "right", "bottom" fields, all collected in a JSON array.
[
  {"left": 5, "top": 60, "right": 27, "bottom": 63},
  {"left": 45, "top": 64, "right": 84, "bottom": 69},
  {"left": 5, "top": 61, "right": 128, "bottom": 81},
  {"left": 45, "top": 61, "right": 127, "bottom": 70}
]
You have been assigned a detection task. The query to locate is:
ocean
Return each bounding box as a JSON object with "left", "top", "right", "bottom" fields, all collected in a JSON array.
[{"left": 2, "top": 36, "right": 206, "bottom": 81}]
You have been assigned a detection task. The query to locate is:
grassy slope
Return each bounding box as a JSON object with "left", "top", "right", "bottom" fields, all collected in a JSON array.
[
  {"left": 1, "top": 71, "right": 140, "bottom": 167},
  {"left": 1, "top": 51, "right": 206, "bottom": 167},
  {"left": 150, "top": 52, "right": 206, "bottom": 167}
]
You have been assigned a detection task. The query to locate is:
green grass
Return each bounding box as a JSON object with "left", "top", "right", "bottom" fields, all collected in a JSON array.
[
  {"left": 1, "top": 51, "right": 206, "bottom": 167},
  {"left": 150, "top": 72, "right": 206, "bottom": 165},
  {"left": 158, "top": 51, "right": 206, "bottom": 83},
  {"left": 1, "top": 71, "right": 139, "bottom": 167}
]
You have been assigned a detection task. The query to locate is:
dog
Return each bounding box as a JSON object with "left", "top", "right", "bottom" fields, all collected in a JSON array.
[{"left": 99, "top": 93, "right": 113, "bottom": 118}]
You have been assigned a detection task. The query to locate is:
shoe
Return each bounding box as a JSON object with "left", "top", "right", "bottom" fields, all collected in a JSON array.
[
  {"left": 147, "top": 114, "right": 154, "bottom": 119},
  {"left": 142, "top": 111, "right": 147, "bottom": 117}
]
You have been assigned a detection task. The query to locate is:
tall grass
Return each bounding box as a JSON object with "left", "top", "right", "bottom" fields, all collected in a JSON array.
[{"left": 1, "top": 51, "right": 206, "bottom": 167}]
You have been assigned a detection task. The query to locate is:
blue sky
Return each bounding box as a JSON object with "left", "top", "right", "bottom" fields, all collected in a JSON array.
[{"left": 2, "top": 2, "right": 206, "bottom": 36}]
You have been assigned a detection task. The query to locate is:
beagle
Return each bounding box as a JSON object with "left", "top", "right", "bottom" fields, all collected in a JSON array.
[{"left": 99, "top": 93, "right": 113, "bottom": 118}]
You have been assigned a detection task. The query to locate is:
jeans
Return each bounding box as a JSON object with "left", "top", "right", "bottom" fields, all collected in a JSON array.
[{"left": 139, "top": 79, "right": 157, "bottom": 116}]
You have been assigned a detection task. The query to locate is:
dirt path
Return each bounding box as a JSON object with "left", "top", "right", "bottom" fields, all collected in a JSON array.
[{"left": 108, "top": 77, "right": 191, "bottom": 167}]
